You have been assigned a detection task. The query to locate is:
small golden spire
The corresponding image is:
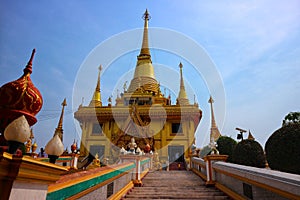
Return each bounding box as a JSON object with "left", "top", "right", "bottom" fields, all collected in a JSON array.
[
  {"left": 209, "top": 96, "right": 221, "bottom": 141},
  {"left": 31, "top": 140, "right": 38, "bottom": 153},
  {"left": 248, "top": 130, "right": 255, "bottom": 140},
  {"left": 54, "top": 98, "right": 67, "bottom": 142},
  {"left": 89, "top": 65, "right": 102, "bottom": 107},
  {"left": 177, "top": 62, "right": 189, "bottom": 105}
]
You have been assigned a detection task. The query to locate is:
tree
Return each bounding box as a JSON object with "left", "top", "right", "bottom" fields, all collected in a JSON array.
[
  {"left": 265, "top": 123, "right": 300, "bottom": 174},
  {"left": 216, "top": 136, "right": 237, "bottom": 162},
  {"left": 231, "top": 139, "right": 266, "bottom": 168},
  {"left": 282, "top": 112, "right": 300, "bottom": 126}
]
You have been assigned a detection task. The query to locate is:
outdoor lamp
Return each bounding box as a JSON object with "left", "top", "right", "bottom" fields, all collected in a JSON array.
[
  {"left": 4, "top": 115, "right": 31, "bottom": 154},
  {"left": 45, "top": 134, "right": 64, "bottom": 164}
]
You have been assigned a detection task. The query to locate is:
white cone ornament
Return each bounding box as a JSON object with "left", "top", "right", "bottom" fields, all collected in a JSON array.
[
  {"left": 45, "top": 134, "right": 64, "bottom": 156},
  {"left": 120, "top": 147, "right": 127, "bottom": 155},
  {"left": 4, "top": 115, "right": 31, "bottom": 143},
  {"left": 136, "top": 147, "right": 142, "bottom": 155}
]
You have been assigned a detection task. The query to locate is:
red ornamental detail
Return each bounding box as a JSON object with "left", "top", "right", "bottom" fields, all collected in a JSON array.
[
  {"left": 0, "top": 49, "right": 43, "bottom": 133},
  {"left": 144, "top": 143, "right": 151, "bottom": 153},
  {"left": 71, "top": 141, "right": 77, "bottom": 152}
]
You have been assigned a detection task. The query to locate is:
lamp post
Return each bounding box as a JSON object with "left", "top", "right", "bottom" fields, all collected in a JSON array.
[{"left": 236, "top": 127, "right": 247, "bottom": 141}]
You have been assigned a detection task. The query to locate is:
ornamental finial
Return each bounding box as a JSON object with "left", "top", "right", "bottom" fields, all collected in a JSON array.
[
  {"left": 179, "top": 62, "right": 183, "bottom": 69},
  {"left": 208, "top": 95, "right": 214, "bottom": 104},
  {"left": 143, "top": 9, "right": 151, "bottom": 20},
  {"left": 24, "top": 49, "right": 36, "bottom": 74}
]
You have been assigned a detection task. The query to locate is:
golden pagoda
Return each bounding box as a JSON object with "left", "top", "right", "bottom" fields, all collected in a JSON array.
[
  {"left": 208, "top": 96, "right": 221, "bottom": 142},
  {"left": 74, "top": 10, "right": 202, "bottom": 164}
]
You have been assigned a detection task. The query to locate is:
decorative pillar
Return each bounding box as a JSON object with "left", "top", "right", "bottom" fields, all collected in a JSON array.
[
  {"left": 203, "top": 155, "right": 228, "bottom": 186},
  {"left": 134, "top": 157, "right": 142, "bottom": 186},
  {"left": 119, "top": 155, "right": 145, "bottom": 187},
  {"left": 70, "top": 153, "right": 80, "bottom": 169}
]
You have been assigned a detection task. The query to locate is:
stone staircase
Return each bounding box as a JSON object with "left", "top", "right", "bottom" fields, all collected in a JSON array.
[{"left": 123, "top": 171, "right": 230, "bottom": 199}]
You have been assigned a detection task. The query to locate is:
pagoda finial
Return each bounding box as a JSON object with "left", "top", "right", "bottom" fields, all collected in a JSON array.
[
  {"left": 209, "top": 96, "right": 221, "bottom": 141},
  {"left": 54, "top": 98, "right": 67, "bottom": 142},
  {"left": 143, "top": 9, "right": 150, "bottom": 20},
  {"left": 89, "top": 65, "right": 102, "bottom": 107},
  {"left": 23, "top": 48, "right": 36, "bottom": 75},
  {"left": 139, "top": 9, "right": 151, "bottom": 57},
  {"left": 177, "top": 62, "right": 189, "bottom": 105}
]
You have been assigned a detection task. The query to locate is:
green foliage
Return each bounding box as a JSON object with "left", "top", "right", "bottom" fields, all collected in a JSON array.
[
  {"left": 265, "top": 123, "right": 300, "bottom": 174},
  {"left": 216, "top": 136, "right": 237, "bottom": 162},
  {"left": 282, "top": 112, "right": 300, "bottom": 126},
  {"left": 232, "top": 139, "right": 266, "bottom": 168}
]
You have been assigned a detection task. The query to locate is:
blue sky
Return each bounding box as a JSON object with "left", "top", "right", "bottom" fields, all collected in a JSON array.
[{"left": 0, "top": 1, "right": 299, "bottom": 150}]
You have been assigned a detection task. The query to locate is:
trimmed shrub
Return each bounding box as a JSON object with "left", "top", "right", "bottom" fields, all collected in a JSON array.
[
  {"left": 232, "top": 139, "right": 266, "bottom": 168},
  {"left": 265, "top": 123, "right": 300, "bottom": 174},
  {"left": 216, "top": 136, "right": 237, "bottom": 162}
]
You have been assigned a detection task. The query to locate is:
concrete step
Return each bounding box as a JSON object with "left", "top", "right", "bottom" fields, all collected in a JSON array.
[{"left": 123, "top": 171, "right": 229, "bottom": 199}]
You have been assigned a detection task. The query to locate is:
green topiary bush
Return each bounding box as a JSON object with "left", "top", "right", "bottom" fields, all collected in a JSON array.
[
  {"left": 232, "top": 139, "right": 266, "bottom": 168},
  {"left": 216, "top": 136, "right": 237, "bottom": 162},
  {"left": 265, "top": 123, "right": 300, "bottom": 174}
]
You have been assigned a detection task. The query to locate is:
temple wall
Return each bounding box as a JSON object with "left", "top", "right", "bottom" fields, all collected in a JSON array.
[{"left": 9, "top": 182, "right": 48, "bottom": 200}]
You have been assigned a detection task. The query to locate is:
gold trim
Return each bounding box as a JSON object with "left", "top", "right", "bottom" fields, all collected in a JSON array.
[
  {"left": 109, "top": 181, "right": 134, "bottom": 200},
  {"left": 140, "top": 168, "right": 149, "bottom": 179},
  {"left": 214, "top": 167, "right": 300, "bottom": 200},
  {"left": 3, "top": 153, "right": 67, "bottom": 170},
  {"left": 48, "top": 162, "right": 134, "bottom": 192}
]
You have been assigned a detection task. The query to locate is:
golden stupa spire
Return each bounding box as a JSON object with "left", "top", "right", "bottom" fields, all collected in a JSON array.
[
  {"left": 54, "top": 98, "right": 67, "bottom": 142},
  {"left": 89, "top": 65, "right": 102, "bottom": 107},
  {"left": 176, "top": 62, "right": 189, "bottom": 105},
  {"left": 208, "top": 96, "right": 221, "bottom": 141},
  {"left": 139, "top": 9, "right": 151, "bottom": 57},
  {"left": 127, "top": 9, "right": 159, "bottom": 94}
]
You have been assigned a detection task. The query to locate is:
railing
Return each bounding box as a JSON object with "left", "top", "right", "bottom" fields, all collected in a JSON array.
[
  {"left": 1, "top": 151, "right": 153, "bottom": 200},
  {"left": 47, "top": 162, "right": 135, "bottom": 200},
  {"left": 190, "top": 156, "right": 207, "bottom": 181},
  {"left": 190, "top": 156, "right": 300, "bottom": 200},
  {"left": 47, "top": 155, "right": 152, "bottom": 200}
]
